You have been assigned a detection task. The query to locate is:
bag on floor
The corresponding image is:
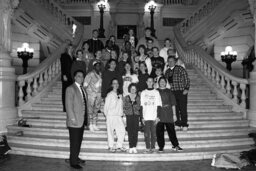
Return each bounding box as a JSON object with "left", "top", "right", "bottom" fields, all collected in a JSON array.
[
  {"left": 0, "top": 135, "right": 11, "bottom": 156},
  {"left": 211, "top": 152, "right": 250, "bottom": 169}
]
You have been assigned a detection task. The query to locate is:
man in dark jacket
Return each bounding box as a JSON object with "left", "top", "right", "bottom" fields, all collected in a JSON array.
[
  {"left": 60, "top": 44, "right": 74, "bottom": 112},
  {"left": 84, "top": 29, "right": 104, "bottom": 55}
]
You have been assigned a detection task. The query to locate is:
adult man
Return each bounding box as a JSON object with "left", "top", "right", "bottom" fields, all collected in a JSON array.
[
  {"left": 83, "top": 60, "right": 102, "bottom": 132},
  {"left": 66, "top": 70, "right": 87, "bottom": 169},
  {"left": 60, "top": 44, "right": 74, "bottom": 112},
  {"left": 165, "top": 56, "right": 190, "bottom": 131},
  {"left": 136, "top": 27, "right": 160, "bottom": 50},
  {"left": 84, "top": 29, "right": 104, "bottom": 55}
]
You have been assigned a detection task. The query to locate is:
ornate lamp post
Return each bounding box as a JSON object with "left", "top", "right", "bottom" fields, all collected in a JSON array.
[
  {"left": 17, "top": 43, "right": 34, "bottom": 74},
  {"left": 148, "top": 1, "right": 157, "bottom": 38},
  {"left": 98, "top": 0, "right": 106, "bottom": 38},
  {"left": 220, "top": 46, "right": 237, "bottom": 71}
]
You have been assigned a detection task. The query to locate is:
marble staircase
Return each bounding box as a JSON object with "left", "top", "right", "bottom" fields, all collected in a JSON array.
[{"left": 7, "top": 68, "right": 255, "bottom": 161}]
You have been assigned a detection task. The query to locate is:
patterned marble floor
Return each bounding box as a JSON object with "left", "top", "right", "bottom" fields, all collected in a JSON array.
[{"left": 0, "top": 155, "right": 255, "bottom": 171}]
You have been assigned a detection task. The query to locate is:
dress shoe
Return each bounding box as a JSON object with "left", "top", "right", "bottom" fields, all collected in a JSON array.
[
  {"left": 70, "top": 164, "right": 83, "bottom": 169},
  {"left": 78, "top": 158, "right": 86, "bottom": 164}
]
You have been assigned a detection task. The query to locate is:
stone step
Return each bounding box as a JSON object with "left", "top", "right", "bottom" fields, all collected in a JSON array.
[
  {"left": 9, "top": 143, "right": 253, "bottom": 161},
  {"left": 39, "top": 99, "right": 224, "bottom": 106},
  {"left": 23, "top": 119, "right": 249, "bottom": 129},
  {"left": 7, "top": 135, "right": 254, "bottom": 150},
  {"left": 30, "top": 105, "right": 231, "bottom": 112},
  {"left": 32, "top": 103, "right": 230, "bottom": 110},
  {"left": 21, "top": 111, "right": 242, "bottom": 121},
  {"left": 22, "top": 110, "right": 238, "bottom": 116},
  {"left": 7, "top": 126, "right": 252, "bottom": 139}
]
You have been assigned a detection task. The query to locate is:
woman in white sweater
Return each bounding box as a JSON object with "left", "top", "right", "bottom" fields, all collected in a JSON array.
[{"left": 104, "top": 78, "right": 126, "bottom": 152}]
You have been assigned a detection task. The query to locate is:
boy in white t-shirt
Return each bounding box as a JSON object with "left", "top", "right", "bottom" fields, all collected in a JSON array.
[{"left": 141, "top": 77, "right": 162, "bottom": 153}]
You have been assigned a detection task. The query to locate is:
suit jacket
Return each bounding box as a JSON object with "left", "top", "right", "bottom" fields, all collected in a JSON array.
[
  {"left": 60, "top": 52, "right": 74, "bottom": 84},
  {"left": 65, "top": 83, "right": 88, "bottom": 128}
]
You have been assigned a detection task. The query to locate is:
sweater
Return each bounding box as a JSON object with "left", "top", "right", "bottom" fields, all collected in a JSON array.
[
  {"left": 101, "top": 69, "right": 123, "bottom": 98},
  {"left": 123, "top": 95, "right": 141, "bottom": 116},
  {"left": 157, "top": 88, "right": 176, "bottom": 123}
]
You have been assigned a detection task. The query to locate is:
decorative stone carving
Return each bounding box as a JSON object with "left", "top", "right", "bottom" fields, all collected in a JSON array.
[{"left": 0, "top": 0, "right": 19, "bottom": 52}]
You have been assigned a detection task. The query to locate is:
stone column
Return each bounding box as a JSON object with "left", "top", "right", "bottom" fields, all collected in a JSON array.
[
  {"left": 0, "top": 0, "right": 19, "bottom": 133},
  {"left": 248, "top": 0, "right": 256, "bottom": 127}
]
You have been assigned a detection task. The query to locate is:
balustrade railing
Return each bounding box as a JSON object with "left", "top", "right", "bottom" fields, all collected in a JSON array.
[
  {"left": 162, "top": 0, "right": 196, "bottom": 5},
  {"left": 174, "top": 27, "right": 248, "bottom": 111},
  {"left": 56, "top": 0, "right": 91, "bottom": 4},
  {"left": 35, "top": 0, "right": 82, "bottom": 30},
  {"left": 178, "top": 0, "right": 223, "bottom": 34},
  {"left": 16, "top": 0, "right": 84, "bottom": 107}
]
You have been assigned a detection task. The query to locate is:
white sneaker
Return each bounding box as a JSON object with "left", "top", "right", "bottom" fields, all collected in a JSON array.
[
  {"left": 128, "top": 148, "right": 133, "bottom": 154},
  {"left": 133, "top": 147, "right": 138, "bottom": 154},
  {"left": 93, "top": 124, "right": 100, "bottom": 131},
  {"left": 89, "top": 125, "right": 94, "bottom": 132}
]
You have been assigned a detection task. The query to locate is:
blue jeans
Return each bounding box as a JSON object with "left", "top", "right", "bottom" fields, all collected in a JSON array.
[{"left": 144, "top": 120, "right": 156, "bottom": 149}]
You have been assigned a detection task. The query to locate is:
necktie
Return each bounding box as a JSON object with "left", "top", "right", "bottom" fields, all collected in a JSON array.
[{"left": 80, "top": 85, "right": 87, "bottom": 107}]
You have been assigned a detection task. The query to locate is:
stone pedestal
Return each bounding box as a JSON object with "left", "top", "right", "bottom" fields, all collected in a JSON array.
[
  {"left": 0, "top": 51, "right": 17, "bottom": 134},
  {"left": 0, "top": 0, "right": 19, "bottom": 134}
]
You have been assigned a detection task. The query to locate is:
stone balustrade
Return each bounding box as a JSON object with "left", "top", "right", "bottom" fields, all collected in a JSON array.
[
  {"left": 174, "top": 27, "right": 249, "bottom": 112},
  {"left": 56, "top": 0, "right": 91, "bottom": 4},
  {"left": 16, "top": 0, "right": 84, "bottom": 108},
  {"left": 162, "top": 0, "right": 194, "bottom": 5},
  {"left": 179, "top": 0, "right": 222, "bottom": 34},
  {"left": 35, "top": 0, "right": 81, "bottom": 28},
  {"left": 17, "top": 43, "right": 65, "bottom": 106}
]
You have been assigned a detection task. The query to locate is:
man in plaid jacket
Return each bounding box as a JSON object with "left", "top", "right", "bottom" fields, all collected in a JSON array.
[{"left": 165, "top": 56, "right": 190, "bottom": 131}]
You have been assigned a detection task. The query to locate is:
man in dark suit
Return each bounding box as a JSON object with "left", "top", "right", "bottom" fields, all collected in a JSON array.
[
  {"left": 84, "top": 29, "right": 104, "bottom": 55},
  {"left": 65, "top": 70, "right": 87, "bottom": 169},
  {"left": 60, "top": 44, "right": 74, "bottom": 112}
]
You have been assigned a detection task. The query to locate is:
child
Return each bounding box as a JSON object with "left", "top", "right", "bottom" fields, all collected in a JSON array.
[
  {"left": 118, "top": 51, "right": 130, "bottom": 74},
  {"left": 133, "top": 54, "right": 140, "bottom": 75},
  {"left": 141, "top": 77, "right": 162, "bottom": 153},
  {"left": 123, "top": 83, "right": 141, "bottom": 154},
  {"left": 104, "top": 78, "right": 126, "bottom": 152},
  {"left": 122, "top": 62, "right": 138, "bottom": 97},
  {"left": 87, "top": 50, "right": 105, "bottom": 73},
  {"left": 156, "top": 76, "right": 183, "bottom": 152},
  {"left": 154, "top": 67, "right": 163, "bottom": 89}
]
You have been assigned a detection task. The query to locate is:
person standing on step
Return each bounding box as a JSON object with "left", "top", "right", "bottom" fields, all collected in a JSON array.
[
  {"left": 136, "top": 27, "right": 160, "bottom": 50},
  {"left": 156, "top": 77, "right": 183, "bottom": 152},
  {"left": 65, "top": 70, "right": 87, "bottom": 169},
  {"left": 104, "top": 78, "right": 126, "bottom": 152},
  {"left": 165, "top": 56, "right": 190, "bottom": 131},
  {"left": 84, "top": 29, "right": 104, "bottom": 55},
  {"left": 123, "top": 83, "right": 141, "bottom": 154},
  {"left": 141, "top": 76, "right": 162, "bottom": 153},
  {"left": 60, "top": 44, "right": 74, "bottom": 112},
  {"left": 83, "top": 60, "right": 102, "bottom": 132}
]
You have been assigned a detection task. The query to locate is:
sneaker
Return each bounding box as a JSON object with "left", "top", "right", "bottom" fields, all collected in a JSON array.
[
  {"left": 174, "top": 146, "right": 183, "bottom": 151},
  {"left": 108, "top": 147, "right": 116, "bottom": 152},
  {"left": 93, "top": 124, "right": 100, "bottom": 131},
  {"left": 175, "top": 126, "right": 181, "bottom": 131},
  {"left": 89, "top": 125, "right": 94, "bottom": 132},
  {"left": 182, "top": 127, "right": 188, "bottom": 131},
  {"left": 133, "top": 147, "right": 138, "bottom": 154},
  {"left": 143, "top": 149, "right": 151, "bottom": 153},
  {"left": 158, "top": 148, "right": 164, "bottom": 153},
  {"left": 116, "top": 147, "right": 127, "bottom": 152},
  {"left": 151, "top": 148, "right": 157, "bottom": 153},
  {"left": 128, "top": 148, "right": 133, "bottom": 154}
]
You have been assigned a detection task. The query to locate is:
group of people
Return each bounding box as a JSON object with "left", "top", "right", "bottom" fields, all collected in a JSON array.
[{"left": 61, "top": 27, "right": 190, "bottom": 169}]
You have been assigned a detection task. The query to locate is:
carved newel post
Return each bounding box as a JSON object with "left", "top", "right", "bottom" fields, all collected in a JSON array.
[
  {"left": 0, "top": 0, "right": 19, "bottom": 133},
  {"left": 248, "top": 0, "right": 256, "bottom": 127}
]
